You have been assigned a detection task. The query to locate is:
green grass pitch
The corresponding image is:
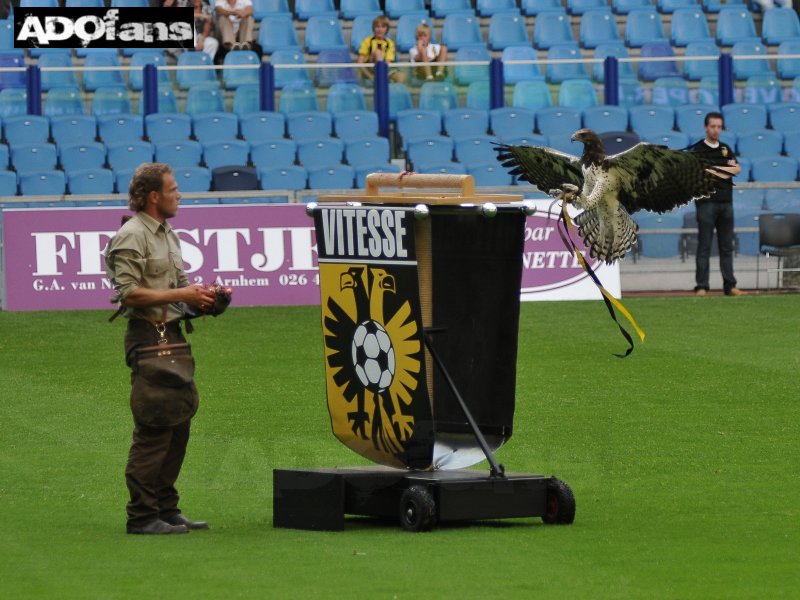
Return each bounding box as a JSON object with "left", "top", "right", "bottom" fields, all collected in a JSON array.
[{"left": 1, "top": 296, "right": 797, "bottom": 598}]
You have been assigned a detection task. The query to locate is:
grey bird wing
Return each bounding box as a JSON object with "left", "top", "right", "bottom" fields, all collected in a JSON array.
[
  {"left": 607, "top": 143, "right": 724, "bottom": 215},
  {"left": 495, "top": 143, "right": 584, "bottom": 193}
]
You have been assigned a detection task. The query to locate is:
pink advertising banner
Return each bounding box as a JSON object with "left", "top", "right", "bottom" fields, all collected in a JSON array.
[{"left": 1, "top": 201, "right": 619, "bottom": 311}]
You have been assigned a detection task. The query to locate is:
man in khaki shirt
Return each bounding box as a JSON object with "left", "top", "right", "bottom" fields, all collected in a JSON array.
[{"left": 106, "top": 163, "right": 216, "bottom": 535}]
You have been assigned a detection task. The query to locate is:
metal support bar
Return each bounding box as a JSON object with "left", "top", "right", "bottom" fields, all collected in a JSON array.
[
  {"left": 424, "top": 329, "right": 506, "bottom": 478},
  {"left": 374, "top": 60, "right": 390, "bottom": 139},
  {"left": 718, "top": 53, "right": 734, "bottom": 107},
  {"left": 489, "top": 58, "right": 504, "bottom": 109},
  {"left": 259, "top": 62, "right": 275, "bottom": 112},
  {"left": 26, "top": 65, "right": 41, "bottom": 116},
  {"left": 603, "top": 56, "right": 619, "bottom": 106},
  {"left": 142, "top": 63, "right": 158, "bottom": 115}
]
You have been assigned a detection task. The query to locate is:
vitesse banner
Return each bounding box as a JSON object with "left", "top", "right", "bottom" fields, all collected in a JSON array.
[{"left": 314, "top": 206, "right": 434, "bottom": 470}]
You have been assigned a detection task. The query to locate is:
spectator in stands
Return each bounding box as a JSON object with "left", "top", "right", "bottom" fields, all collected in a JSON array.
[
  {"left": 194, "top": 0, "right": 219, "bottom": 60},
  {"left": 752, "top": 0, "right": 792, "bottom": 9},
  {"left": 357, "top": 15, "right": 405, "bottom": 83},
  {"left": 409, "top": 23, "right": 448, "bottom": 81},
  {"left": 689, "top": 112, "right": 743, "bottom": 297},
  {"left": 214, "top": 0, "right": 255, "bottom": 52}
]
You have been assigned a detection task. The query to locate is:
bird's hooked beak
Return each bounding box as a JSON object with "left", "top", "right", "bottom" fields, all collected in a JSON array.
[{"left": 571, "top": 129, "right": 589, "bottom": 143}]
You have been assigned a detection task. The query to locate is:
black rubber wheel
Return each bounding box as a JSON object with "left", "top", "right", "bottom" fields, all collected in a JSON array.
[
  {"left": 399, "top": 485, "right": 437, "bottom": 532},
  {"left": 542, "top": 478, "right": 576, "bottom": 525}
]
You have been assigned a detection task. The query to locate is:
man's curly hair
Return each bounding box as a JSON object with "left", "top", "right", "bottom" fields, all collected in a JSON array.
[{"left": 128, "top": 163, "right": 173, "bottom": 212}]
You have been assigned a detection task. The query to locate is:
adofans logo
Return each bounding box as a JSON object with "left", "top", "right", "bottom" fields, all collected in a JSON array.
[{"left": 15, "top": 8, "right": 194, "bottom": 49}]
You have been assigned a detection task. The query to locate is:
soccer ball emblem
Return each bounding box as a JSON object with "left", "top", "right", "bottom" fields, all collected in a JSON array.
[{"left": 351, "top": 320, "right": 396, "bottom": 392}]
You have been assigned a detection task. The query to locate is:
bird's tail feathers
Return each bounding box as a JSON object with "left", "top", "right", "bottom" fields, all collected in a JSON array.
[{"left": 575, "top": 207, "right": 638, "bottom": 264}]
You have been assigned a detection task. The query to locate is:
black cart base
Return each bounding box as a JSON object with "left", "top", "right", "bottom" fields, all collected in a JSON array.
[{"left": 273, "top": 467, "right": 575, "bottom": 532}]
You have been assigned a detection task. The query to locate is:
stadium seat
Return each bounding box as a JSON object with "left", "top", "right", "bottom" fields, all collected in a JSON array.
[
  {"left": 407, "top": 136, "right": 455, "bottom": 167},
  {"left": 0, "top": 19, "right": 12, "bottom": 52},
  {"left": 82, "top": 53, "right": 124, "bottom": 92},
  {"left": 252, "top": 0, "right": 290, "bottom": 19},
  {"left": 443, "top": 108, "right": 489, "bottom": 140},
  {"left": 0, "top": 51, "right": 24, "bottom": 91},
  {"left": 419, "top": 81, "right": 460, "bottom": 113},
  {"left": 453, "top": 45, "right": 491, "bottom": 87},
  {"left": 625, "top": 9, "right": 665, "bottom": 48},
  {"left": 203, "top": 140, "right": 250, "bottom": 170},
  {"left": 743, "top": 76, "right": 783, "bottom": 105},
  {"left": 656, "top": 0, "right": 696, "bottom": 13},
  {"left": 279, "top": 81, "right": 320, "bottom": 113},
  {"left": 233, "top": 84, "right": 260, "bottom": 116},
  {"left": 145, "top": 113, "right": 192, "bottom": 144},
  {"left": 0, "top": 168, "right": 16, "bottom": 195},
  {"left": 521, "top": 0, "right": 562, "bottom": 14},
  {"left": 617, "top": 78, "right": 646, "bottom": 107},
  {"left": 764, "top": 187, "right": 800, "bottom": 212},
  {"left": 651, "top": 77, "right": 691, "bottom": 106},
  {"left": 114, "top": 168, "right": 135, "bottom": 193},
  {"left": 259, "top": 165, "right": 308, "bottom": 190},
  {"left": 536, "top": 106, "right": 582, "bottom": 136},
  {"left": 684, "top": 41, "right": 720, "bottom": 81},
  {"left": 467, "top": 163, "right": 513, "bottom": 186},
  {"left": 715, "top": 7, "right": 758, "bottom": 46},
  {"left": 186, "top": 84, "right": 225, "bottom": 115},
  {"left": 212, "top": 166, "right": 259, "bottom": 191},
  {"left": 308, "top": 165, "right": 355, "bottom": 189},
  {"left": 59, "top": 141, "right": 105, "bottom": 173},
  {"left": 294, "top": 0, "right": 336, "bottom": 19},
  {"left": 477, "top": 0, "right": 519, "bottom": 16},
  {"left": 395, "top": 13, "right": 435, "bottom": 52},
  {"left": 192, "top": 112, "right": 239, "bottom": 144},
  {"left": 642, "top": 131, "right": 689, "bottom": 148},
  {"left": 0, "top": 87, "right": 28, "bottom": 117},
  {"left": 240, "top": 111, "right": 287, "bottom": 141},
  {"left": 176, "top": 51, "right": 216, "bottom": 90},
  {"left": 488, "top": 12, "right": 530, "bottom": 51},
  {"left": 558, "top": 79, "right": 599, "bottom": 110},
  {"left": 144, "top": 87, "right": 179, "bottom": 114},
  {"left": 612, "top": 0, "right": 653, "bottom": 12},
  {"left": 732, "top": 187, "right": 766, "bottom": 212},
  {"left": 582, "top": 105, "right": 628, "bottom": 132},
  {"left": 223, "top": 51, "right": 260, "bottom": 90},
  {"left": 344, "top": 137, "right": 390, "bottom": 168},
  {"left": 546, "top": 44, "right": 590, "bottom": 83},
  {"left": 636, "top": 211, "right": 682, "bottom": 258},
  {"left": 670, "top": 7, "right": 712, "bottom": 47},
  {"left": 11, "top": 143, "right": 58, "bottom": 174},
  {"left": 490, "top": 107, "right": 536, "bottom": 139},
  {"left": 270, "top": 48, "right": 311, "bottom": 89},
  {"left": 732, "top": 41, "right": 773, "bottom": 81},
  {"left": 97, "top": 113, "right": 143, "bottom": 143},
  {"left": 396, "top": 109, "right": 442, "bottom": 147},
  {"left": 722, "top": 103, "right": 768, "bottom": 134},
  {"left": 350, "top": 14, "right": 381, "bottom": 53},
  {"left": 106, "top": 141, "right": 154, "bottom": 171},
  {"left": 250, "top": 139, "right": 297, "bottom": 169},
  {"left": 174, "top": 167, "right": 212, "bottom": 193},
  {"left": 769, "top": 102, "right": 800, "bottom": 133},
  {"left": 19, "top": 170, "right": 66, "bottom": 196},
  {"left": 737, "top": 129, "right": 783, "bottom": 158},
  {"left": 315, "top": 47, "right": 358, "bottom": 87},
  {"left": 297, "top": 138, "right": 344, "bottom": 169},
  {"left": 465, "top": 81, "right": 491, "bottom": 110},
  {"left": 547, "top": 132, "right": 583, "bottom": 154},
  {"left": 580, "top": 9, "right": 620, "bottom": 49},
  {"left": 38, "top": 52, "right": 78, "bottom": 91},
  {"left": 286, "top": 110, "right": 333, "bottom": 142},
  {"left": 68, "top": 169, "right": 114, "bottom": 194},
  {"left": 389, "top": 83, "right": 414, "bottom": 121},
  {"left": 592, "top": 43, "right": 636, "bottom": 81},
  {"left": 418, "top": 161, "right": 468, "bottom": 175},
  {"left": 501, "top": 45, "right": 542, "bottom": 85},
  {"left": 341, "top": 0, "right": 382, "bottom": 19},
  {"left": 431, "top": 0, "right": 474, "bottom": 17},
  {"left": 4, "top": 115, "right": 49, "bottom": 146},
  {"left": 0, "top": 143, "right": 7, "bottom": 169},
  {"left": 128, "top": 51, "right": 171, "bottom": 92},
  {"left": 750, "top": 156, "right": 798, "bottom": 182},
  {"left": 441, "top": 13, "right": 484, "bottom": 50},
  {"left": 511, "top": 80, "right": 553, "bottom": 111},
  {"left": 91, "top": 87, "right": 131, "bottom": 116},
  {"left": 629, "top": 105, "right": 674, "bottom": 137},
  {"left": 701, "top": 0, "right": 744, "bottom": 12},
  {"left": 534, "top": 10, "right": 576, "bottom": 50},
  {"left": 777, "top": 40, "right": 800, "bottom": 81},
  {"left": 762, "top": 8, "right": 800, "bottom": 46},
  {"left": 258, "top": 16, "right": 300, "bottom": 54},
  {"left": 304, "top": 15, "right": 347, "bottom": 54},
  {"left": 66, "top": 0, "right": 104, "bottom": 6},
  {"left": 695, "top": 76, "right": 720, "bottom": 106},
  {"left": 453, "top": 135, "right": 498, "bottom": 167},
  {"left": 50, "top": 115, "right": 97, "bottom": 146},
  {"left": 334, "top": 110, "right": 378, "bottom": 139},
  {"left": 155, "top": 141, "right": 203, "bottom": 167},
  {"left": 326, "top": 82, "right": 366, "bottom": 113},
  {"left": 568, "top": 0, "right": 610, "bottom": 15}
]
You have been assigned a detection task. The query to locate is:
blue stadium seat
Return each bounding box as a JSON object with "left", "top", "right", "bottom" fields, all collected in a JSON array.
[
  {"left": 222, "top": 51, "right": 260, "bottom": 90},
  {"left": 454, "top": 135, "right": 498, "bottom": 167},
  {"left": 419, "top": 81, "right": 460, "bottom": 113},
  {"left": 4, "top": 115, "right": 49, "bottom": 145},
  {"left": 308, "top": 165, "right": 355, "bottom": 189},
  {"left": 0, "top": 87, "right": 28, "bottom": 117},
  {"left": 592, "top": 43, "right": 636, "bottom": 81},
  {"left": 252, "top": 0, "right": 290, "bottom": 20},
  {"left": 467, "top": 163, "right": 514, "bottom": 186},
  {"left": 294, "top": 0, "right": 336, "bottom": 19},
  {"left": 580, "top": 9, "right": 620, "bottom": 49},
  {"left": 97, "top": 113, "right": 143, "bottom": 143},
  {"left": 716, "top": 7, "right": 758, "bottom": 46},
  {"left": 477, "top": 0, "right": 520, "bottom": 16},
  {"left": 187, "top": 84, "right": 225, "bottom": 115},
  {"left": 12, "top": 143, "right": 58, "bottom": 174},
  {"left": 499, "top": 133, "right": 549, "bottom": 146},
  {"left": 128, "top": 51, "right": 171, "bottom": 91},
  {"left": 212, "top": 166, "right": 259, "bottom": 192},
  {"left": 546, "top": 44, "right": 590, "bottom": 83},
  {"left": 743, "top": 75, "right": 783, "bottom": 105},
  {"left": 642, "top": 131, "right": 689, "bottom": 148},
  {"left": 722, "top": 103, "right": 768, "bottom": 134},
  {"left": 521, "top": 0, "right": 562, "bottom": 14},
  {"left": 534, "top": 10, "right": 576, "bottom": 49},
  {"left": 192, "top": 112, "right": 239, "bottom": 144},
  {"left": 442, "top": 14, "right": 484, "bottom": 50},
  {"left": 279, "top": 80, "right": 320, "bottom": 113},
  {"left": 0, "top": 51, "right": 24, "bottom": 91},
  {"left": 762, "top": 7, "right": 800, "bottom": 46},
  {"left": 431, "top": 0, "right": 474, "bottom": 18},
  {"left": 239, "top": 111, "right": 287, "bottom": 141},
  {"left": 511, "top": 80, "right": 553, "bottom": 111},
  {"left": 488, "top": 12, "right": 530, "bottom": 51},
  {"left": 233, "top": 84, "right": 260, "bottom": 116},
  {"left": 651, "top": 76, "right": 691, "bottom": 106},
  {"left": 695, "top": 76, "right": 720, "bottom": 106},
  {"left": 141, "top": 87, "right": 179, "bottom": 114},
  {"left": 769, "top": 102, "right": 800, "bottom": 133},
  {"left": 297, "top": 138, "right": 344, "bottom": 169},
  {"left": 453, "top": 45, "right": 491, "bottom": 87},
  {"left": 684, "top": 41, "right": 720, "bottom": 81},
  {"left": 50, "top": 115, "right": 97, "bottom": 146},
  {"left": 351, "top": 14, "right": 381, "bottom": 53},
  {"left": 396, "top": 109, "right": 442, "bottom": 147},
  {"left": 155, "top": 141, "right": 203, "bottom": 167},
  {"left": 270, "top": 48, "right": 310, "bottom": 89},
  {"left": 83, "top": 53, "right": 124, "bottom": 92},
  {"left": 68, "top": 169, "right": 114, "bottom": 194},
  {"left": 617, "top": 78, "right": 646, "bottom": 107},
  {"left": 656, "top": 0, "right": 696, "bottom": 12},
  {"left": 91, "top": 87, "right": 131, "bottom": 116},
  {"left": 536, "top": 106, "right": 582, "bottom": 136},
  {"left": 732, "top": 187, "right": 766, "bottom": 212},
  {"left": 355, "top": 163, "right": 402, "bottom": 188},
  {"left": 638, "top": 42, "right": 680, "bottom": 80},
  {"left": 764, "top": 187, "right": 800, "bottom": 211},
  {"left": 490, "top": 107, "right": 536, "bottom": 138},
  {"left": 548, "top": 132, "right": 584, "bottom": 154},
  {"left": 625, "top": 9, "right": 665, "bottom": 48},
  {"left": 340, "top": 0, "right": 381, "bottom": 19},
  {"left": 286, "top": 110, "right": 333, "bottom": 141},
  {"left": 59, "top": 141, "right": 105, "bottom": 173},
  {"left": 106, "top": 141, "right": 153, "bottom": 171},
  {"left": 635, "top": 211, "right": 681, "bottom": 257},
  {"left": 145, "top": 113, "right": 192, "bottom": 144},
  {"left": 176, "top": 51, "right": 216, "bottom": 90},
  {"left": 315, "top": 47, "right": 358, "bottom": 87},
  {"left": 344, "top": 137, "right": 390, "bottom": 168},
  {"left": 792, "top": 77, "right": 800, "bottom": 102},
  {"left": 582, "top": 105, "right": 628, "bottom": 132},
  {"left": 568, "top": 0, "right": 610, "bottom": 15},
  {"left": 0, "top": 143, "right": 8, "bottom": 169},
  {"left": 629, "top": 105, "right": 674, "bottom": 136},
  {"left": 251, "top": 139, "right": 298, "bottom": 169},
  {"left": 732, "top": 40, "right": 773, "bottom": 81},
  {"left": 701, "top": 0, "right": 743, "bottom": 12},
  {"left": 37, "top": 52, "right": 78, "bottom": 91},
  {"left": 326, "top": 82, "right": 366, "bottom": 113},
  {"left": 66, "top": 0, "right": 104, "bottom": 6},
  {"left": 777, "top": 40, "right": 800, "bottom": 81},
  {"left": 334, "top": 110, "right": 378, "bottom": 139},
  {"left": 418, "top": 161, "right": 468, "bottom": 175},
  {"left": 670, "top": 8, "right": 712, "bottom": 47},
  {"left": 304, "top": 15, "right": 346, "bottom": 54},
  {"left": 19, "top": 170, "right": 66, "bottom": 196},
  {"left": 501, "top": 45, "right": 542, "bottom": 85},
  {"left": 0, "top": 168, "right": 16, "bottom": 195},
  {"left": 737, "top": 129, "right": 783, "bottom": 157},
  {"left": 203, "top": 140, "right": 250, "bottom": 170},
  {"left": 558, "top": 79, "right": 599, "bottom": 109},
  {"left": 389, "top": 83, "right": 413, "bottom": 121},
  {"left": 750, "top": 156, "right": 798, "bottom": 182},
  {"left": 0, "top": 20, "right": 12, "bottom": 52},
  {"left": 395, "top": 13, "right": 435, "bottom": 52},
  {"left": 407, "top": 136, "right": 455, "bottom": 167},
  {"left": 114, "top": 168, "right": 134, "bottom": 193},
  {"left": 735, "top": 155, "right": 750, "bottom": 180},
  {"left": 258, "top": 16, "right": 301, "bottom": 54},
  {"left": 466, "top": 81, "right": 491, "bottom": 110},
  {"left": 174, "top": 167, "right": 212, "bottom": 193},
  {"left": 443, "top": 108, "right": 489, "bottom": 139},
  {"left": 260, "top": 165, "right": 308, "bottom": 190}
]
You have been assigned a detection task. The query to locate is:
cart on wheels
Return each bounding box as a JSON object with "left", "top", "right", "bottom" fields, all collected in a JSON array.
[{"left": 273, "top": 173, "right": 575, "bottom": 532}]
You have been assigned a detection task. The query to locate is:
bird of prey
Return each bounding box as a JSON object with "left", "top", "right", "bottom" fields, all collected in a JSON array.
[{"left": 495, "top": 129, "right": 728, "bottom": 263}]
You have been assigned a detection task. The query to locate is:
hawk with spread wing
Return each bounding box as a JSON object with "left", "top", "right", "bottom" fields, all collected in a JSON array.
[{"left": 495, "top": 129, "right": 730, "bottom": 263}]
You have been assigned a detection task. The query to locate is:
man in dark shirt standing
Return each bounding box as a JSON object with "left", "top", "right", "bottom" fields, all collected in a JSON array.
[{"left": 689, "top": 112, "right": 743, "bottom": 297}]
